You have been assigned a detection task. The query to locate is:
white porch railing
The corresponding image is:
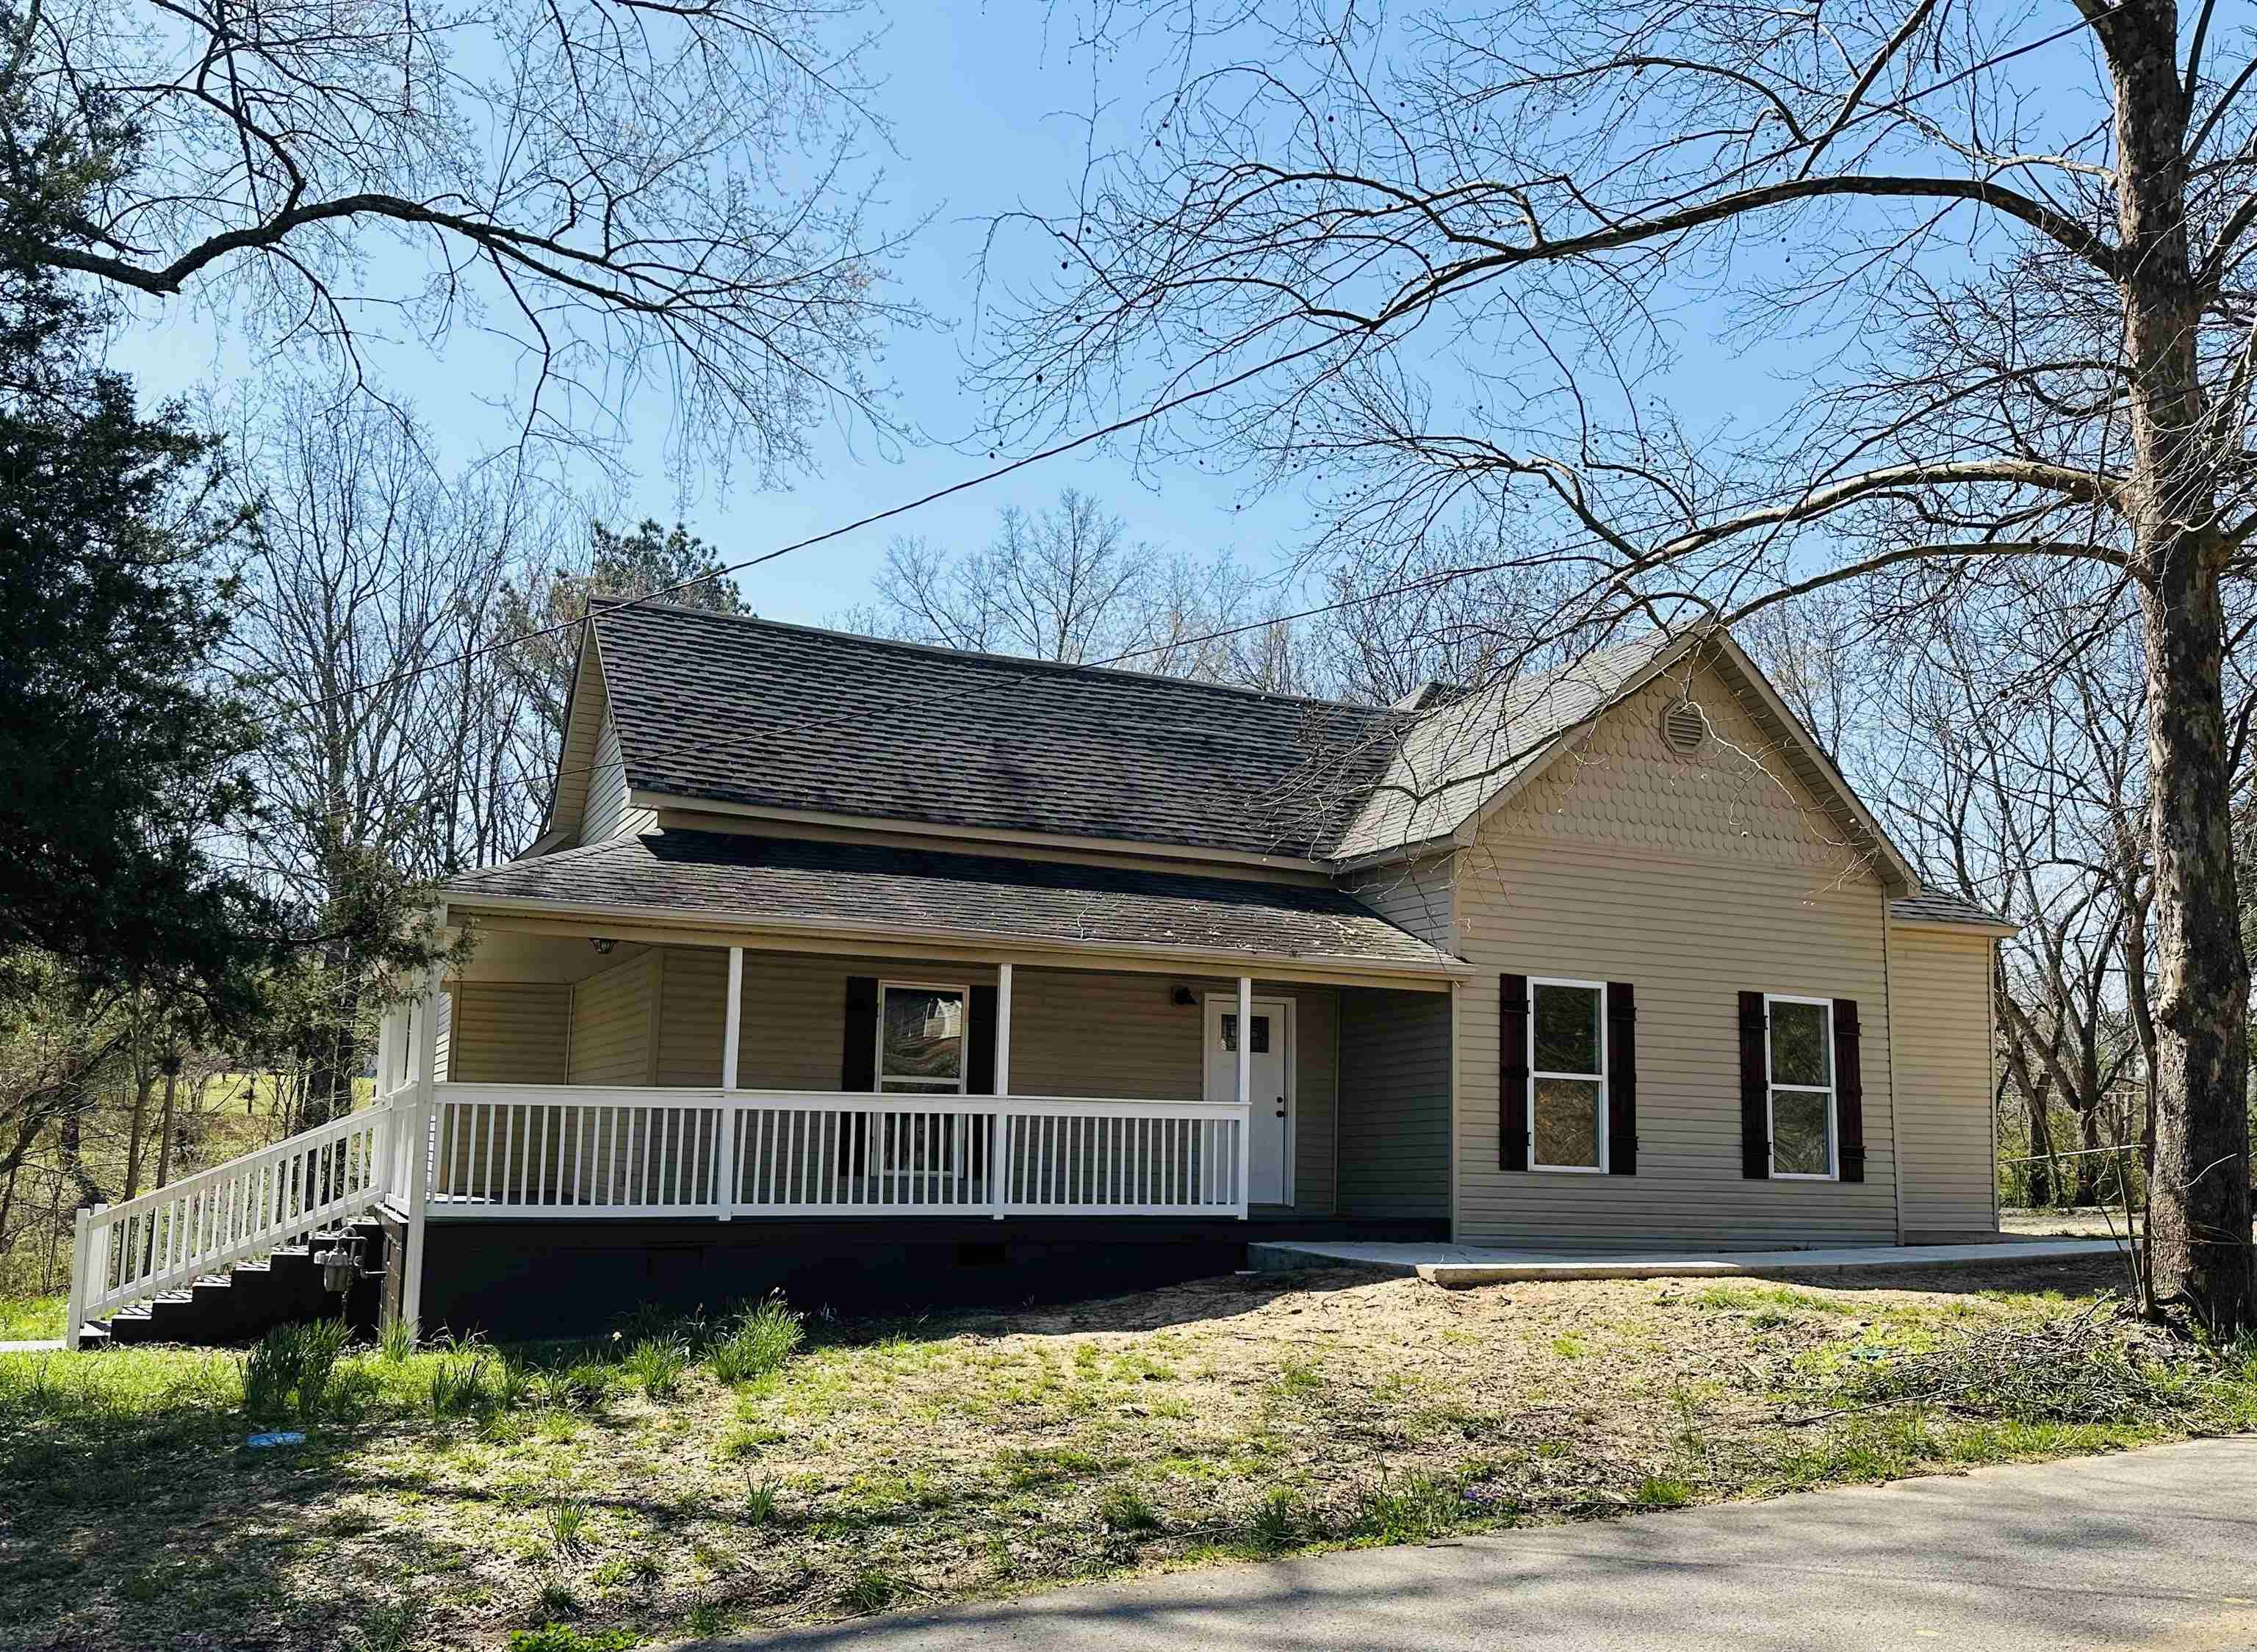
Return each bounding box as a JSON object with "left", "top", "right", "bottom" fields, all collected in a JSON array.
[
  {"left": 65, "top": 1101, "right": 398, "bottom": 1347},
  {"left": 428, "top": 1084, "right": 1251, "bottom": 1219}
]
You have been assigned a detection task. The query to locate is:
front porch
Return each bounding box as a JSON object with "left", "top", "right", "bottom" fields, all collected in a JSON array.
[
  {"left": 350, "top": 911, "right": 1461, "bottom": 1330},
  {"left": 389, "top": 921, "right": 1455, "bottom": 1226},
  {"left": 64, "top": 839, "right": 1462, "bottom": 1346}
]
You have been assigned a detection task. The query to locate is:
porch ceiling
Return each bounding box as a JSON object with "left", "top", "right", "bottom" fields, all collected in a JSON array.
[{"left": 442, "top": 832, "right": 1468, "bottom": 979}]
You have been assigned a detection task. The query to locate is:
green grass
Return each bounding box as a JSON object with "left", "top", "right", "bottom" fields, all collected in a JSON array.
[
  {"left": 4, "top": 1263, "right": 2248, "bottom": 1652},
  {"left": 0, "top": 1294, "right": 62, "bottom": 1341}
]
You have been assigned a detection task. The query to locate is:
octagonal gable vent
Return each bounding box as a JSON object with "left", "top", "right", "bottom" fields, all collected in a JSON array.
[{"left": 1660, "top": 700, "right": 1708, "bottom": 755}]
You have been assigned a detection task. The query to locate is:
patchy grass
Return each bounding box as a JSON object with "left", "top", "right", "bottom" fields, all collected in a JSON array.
[{"left": 4, "top": 1258, "right": 2253, "bottom": 1651}]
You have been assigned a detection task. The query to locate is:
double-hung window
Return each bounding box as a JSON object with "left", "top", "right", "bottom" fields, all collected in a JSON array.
[
  {"left": 876, "top": 982, "right": 968, "bottom": 1094},
  {"left": 875, "top": 981, "right": 968, "bottom": 1177},
  {"left": 1764, "top": 994, "right": 1836, "bottom": 1178},
  {"left": 1530, "top": 978, "right": 1608, "bottom": 1172}
]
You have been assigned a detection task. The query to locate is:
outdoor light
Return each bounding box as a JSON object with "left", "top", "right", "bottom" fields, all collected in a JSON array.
[
  {"left": 318, "top": 1236, "right": 364, "bottom": 1295},
  {"left": 1171, "top": 985, "right": 1195, "bottom": 1007},
  {"left": 591, "top": 937, "right": 617, "bottom": 955}
]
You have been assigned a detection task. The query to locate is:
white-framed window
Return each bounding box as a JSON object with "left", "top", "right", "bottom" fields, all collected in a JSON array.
[
  {"left": 875, "top": 981, "right": 970, "bottom": 1094},
  {"left": 1529, "top": 977, "right": 1608, "bottom": 1172},
  {"left": 1765, "top": 994, "right": 1836, "bottom": 1179}
]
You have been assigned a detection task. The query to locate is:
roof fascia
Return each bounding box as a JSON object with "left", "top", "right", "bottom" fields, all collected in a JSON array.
[
  {"left": 1890, "top": 913, "right": 2020, "bottom": 938},
  {"left": 445, "top": 891, "right": 1471, "bottom": 986},
  {"left": 539, "top": 623, "right": 610, "bottom": 847},
  {"left": 1700, "top": 628, "right": 1922, "bottom": 895},
  {"left": 626, "top": 791, "right": 1334, "bottom": 877}
]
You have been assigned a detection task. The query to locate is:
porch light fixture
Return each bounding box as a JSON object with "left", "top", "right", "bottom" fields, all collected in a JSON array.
[
  {"left": 591, "top": 937, "right": 617, "bottom": 955},
  {"left": 1171, "top": 985, "right": 1195, "bottom": 1007}
]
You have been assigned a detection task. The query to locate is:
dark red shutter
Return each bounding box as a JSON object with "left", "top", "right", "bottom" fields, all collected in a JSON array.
[
  {"left": 1834, "top": 998, "right": 1865, "bottom": 1183},
  {"left": 1605, "top": 982, "right": 1637, "bottom": 1175},
  {"left": 1739, "top": 992, "right": 1770, "bottom": 1179},
  {"left": 1500, "top": 974, "right": 1530, "bottom": 1171},
  {"left": 843, "top": 975, "right": 877, "bottom": 1174}
]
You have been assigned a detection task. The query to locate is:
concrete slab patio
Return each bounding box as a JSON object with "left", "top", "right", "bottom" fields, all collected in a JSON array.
[{"left": 1248, "top": 1236, "right": 2127, "bottom": 1287}]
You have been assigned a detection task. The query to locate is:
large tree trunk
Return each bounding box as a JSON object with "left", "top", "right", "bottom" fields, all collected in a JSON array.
[
  {"left": 2137, "top": 567, "right": 2255, "bottom": 1330},
  {"left": 2111, "top": 1, "right": 2257, "bottom": 1332},
  {"left": 2026, "top": 1086, "right": 2056, "bottom": 1209}
]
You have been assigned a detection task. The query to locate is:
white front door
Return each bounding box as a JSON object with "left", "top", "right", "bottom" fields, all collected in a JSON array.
[{"left": 1203, "top": 995, "right": 1293, "bottom": 1205}]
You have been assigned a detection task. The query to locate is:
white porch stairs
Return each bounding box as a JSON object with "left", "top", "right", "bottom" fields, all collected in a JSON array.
[{"left": 66, "top": 1101, "right": 407, "bottom": 1349}]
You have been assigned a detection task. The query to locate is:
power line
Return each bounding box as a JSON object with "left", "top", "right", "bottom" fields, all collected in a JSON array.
[
  {"left": 203, "top": 550, "right": 1529, "bottom": 875},
  {"left": 262, "top": 333, "right": 1349, "bottom": 724},
  {"left": 240, "top": 6, "right": 2133, "bottom": 729}
]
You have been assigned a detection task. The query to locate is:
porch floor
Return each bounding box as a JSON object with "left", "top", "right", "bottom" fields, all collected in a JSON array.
[{"left": 1248, "top": 1236, "right": 2128, "bottom": 1287}]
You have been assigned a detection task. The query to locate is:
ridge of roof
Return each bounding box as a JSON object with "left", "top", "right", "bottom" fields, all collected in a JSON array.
[{"left": 588, "top": 598, "right": 1393, "bottom": 718}]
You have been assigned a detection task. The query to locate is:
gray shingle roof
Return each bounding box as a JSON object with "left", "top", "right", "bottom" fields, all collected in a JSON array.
[
  {"left": 446, "top": 831, "right": 1464, "bottom": 971},
  {"left": 1329, "top": 635, "right": 1680, "bottom": 860},
  {"left": 592, "top": 603, "right": 1403, "bottom": 860},
  {"left": 1890, "top": 890, "right": 2015, "bottom": 931}
]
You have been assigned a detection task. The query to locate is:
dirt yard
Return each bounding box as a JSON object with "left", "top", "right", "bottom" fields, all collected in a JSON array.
[{"left": 2, "top": 1253, "right": 2249, "bottom": 1652}]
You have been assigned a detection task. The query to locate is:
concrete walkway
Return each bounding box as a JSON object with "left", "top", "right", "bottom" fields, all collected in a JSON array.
[
  {"left": 692, "top": 1438, "right": 2257, "bottom": 1651},
  {"left": 0, "top": 1338, "right": 62, "bottom": 1355},
  {"left": 1248, "top": 1236, "right": 2126, "bottom": 1287}
]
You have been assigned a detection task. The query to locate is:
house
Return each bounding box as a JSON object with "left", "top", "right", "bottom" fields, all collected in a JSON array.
[{"left": 65, "top": 603, "right": 2012, "bottom": 1345}]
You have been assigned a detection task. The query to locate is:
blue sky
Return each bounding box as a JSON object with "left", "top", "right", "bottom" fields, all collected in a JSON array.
[
  {"left": 111, "top": 1, "right": 1792, "bottom": 630},
  {"left": 113, "top": 3, "right": 1331, "bottom": 629}
]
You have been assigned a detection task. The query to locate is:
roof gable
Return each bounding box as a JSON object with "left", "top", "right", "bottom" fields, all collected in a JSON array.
[
  {"left": 1332, "top": 627, "right": 1917, "bottom": 894},
  {"left": 558, "top": 604, "right": 1912, "bottom": 892},
  {"left": 536, "top": 624, "right": 612, "bottom": 848}
]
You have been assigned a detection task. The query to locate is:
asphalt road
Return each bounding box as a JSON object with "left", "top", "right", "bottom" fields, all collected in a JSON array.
[{"left": 691, "top": 1437, "right": 2257, "bottom": 1651}]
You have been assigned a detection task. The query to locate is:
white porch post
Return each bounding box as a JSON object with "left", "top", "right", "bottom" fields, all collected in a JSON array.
[
  {"left": 716, "top": 946, "right": 744, "bottom": 1219},
  {"left": 64, "top": 1206, "right": 92, "bottom": 1349},
  {"left": 374, "top": 1008, "right": 395, "bottom": 1097},
  {"left": 399, "top": 959, "right": 442, "bottom": 1335},
  {"left": 1235, "top": 975, "right": 1253, "bottom": 1216},
  {"left": 992, "top": 963, "right": 1013, "bottom": 1219}
]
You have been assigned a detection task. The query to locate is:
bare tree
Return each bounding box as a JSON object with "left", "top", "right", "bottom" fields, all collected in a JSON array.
[
  {"left": 220, "top": 387, "right": 557, "bottom": 1125},
  {"left": 0, "top": 0, "right": 925, "bottom": 484},
  {"left": 868, "top": 491, "right": 1167, "bottom": 661},
  {"left": 981, "top": 1, "right": 2257, "bottom": 1330}
]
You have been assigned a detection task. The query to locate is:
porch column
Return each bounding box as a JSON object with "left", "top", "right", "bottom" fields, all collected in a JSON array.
[
  {"left": 398, "top": 959, "right": 442, "bottom": 1335},
  {"left": 374, "top": 1007, "right": 395, "bottom": 1097},
  {"left": 716, "top": 946, "right": 743, "bottom": 1220},
  {"left": 1235, "top": 975, "right": 1253, "bottom": 1216},
  {"left": 992, "top": 963, "right": 1013, "bottom": 1219},
  {"left": 994, "top": 963, "right": 1013, "bottom": 1095}
]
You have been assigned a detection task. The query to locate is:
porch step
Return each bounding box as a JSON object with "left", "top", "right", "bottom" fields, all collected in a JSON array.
[{"left": 86, "top": 1219, "right": 389, "bottom": 1349}]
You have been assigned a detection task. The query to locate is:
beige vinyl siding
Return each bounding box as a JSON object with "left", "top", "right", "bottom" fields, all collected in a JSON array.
[
  {"left": 582, "top": 712, "right": 640, "bottom": 843},
  {"left": 1453, "top": 660, "right": 1901, "bottom": 1249},
  {"left": 1342, "top": 853, "right": 1456, "bottom": 951},
  {"left": 567, "top": 951, "right": 660, "bottom": 1084},
  {"left": 444, "top": 982, "right": 572, "bottom": 1083},
  {"left": 1889, "top": 923, "right": 2001, "bottom": 1238},
  {"left": 1338, "top": 988, "right": 1451, "bottom": 1218},
  {"left": 433, "top": 991, "right": 453, "bottom": 1081},
  {"left": 627, "top": 949, "right": 1339, "bottom": 1215},
  {"left": 547, "top": 629, "right": 608, "bottom": 841}
]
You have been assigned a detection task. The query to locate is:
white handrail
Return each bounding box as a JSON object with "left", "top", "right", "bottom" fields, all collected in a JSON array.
[
  {"left": 428, "top": 1083, "right": 1252, "bottom": 1222},
  {"left": 65, "top": 1100, "right": 400, "bottom": 1348}
]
